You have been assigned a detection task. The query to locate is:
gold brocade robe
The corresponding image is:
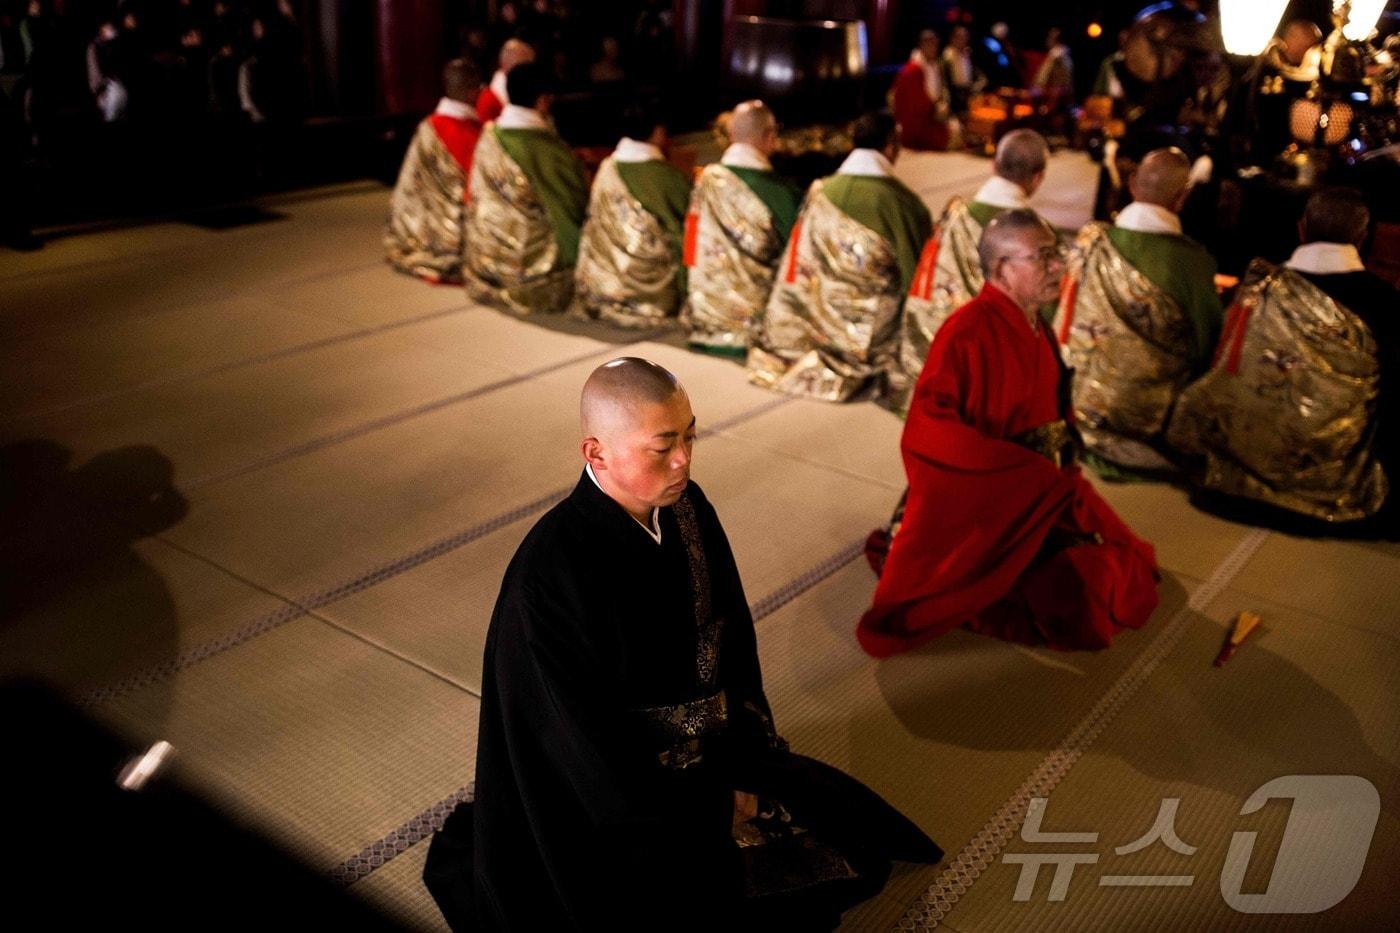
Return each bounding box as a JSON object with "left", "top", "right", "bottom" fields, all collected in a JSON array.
[
  {"left": 890, "top": 197, "right": 984, "bottom": 412},
  {"left": 574, "top": 157, "right": 682, "bottom": 328},
  {"left": 747, "top": 183, "right": 903, "bottom": 402},
  {"left": 681, "top": 164, "right": 786, "bottom": 351},
  {"left": 384, "top": 120, "right": 468, "bottom": 283},
  {"left": 1167, "top": 260, "right": 1388, "bottom": 521},
  {"left": 1053, "top": 222, "right": 1194, "bottom": 470},
  {"left": 462, "top": 125, "right": 573, "bottom": 315}
]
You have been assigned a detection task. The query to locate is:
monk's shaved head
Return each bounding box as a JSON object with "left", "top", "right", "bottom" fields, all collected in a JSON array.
[
  {"left": 729, "top": 100, "right": 777, "bottom": 147},
  {"left": 1130, "top": 147, "right": 1191, "bottom": 210},
  {"left": 499, "top": 38, "right": 535, "bottom": 71},
  {"left": 581, "top": 357, "right": 685, "bottom": 439},
  {"left": 443, "top": 57, "right": 482, "bottom": 103},
  {"left": 994, "top": 129, "right": 1049, "bottom": 190}
]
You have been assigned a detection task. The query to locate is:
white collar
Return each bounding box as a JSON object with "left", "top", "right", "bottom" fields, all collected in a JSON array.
[
  {"left": 910, "top": 48, "right": 945, "bottom": 100},
  {"left": 1115, "top": 201, "right": 1183, "bottom": 236},
  {"left": 1286, "top": 242, "right": 1366, "bottom": 275},
  {"left": 585, "top": 464, "right": 662, "bottom": 544},
  {"left": 836, "top": 148, "right": 894, "bottom": 178},
  {"left": 721, "top": 142, "right": 772, "bottom": 171},
  {"left": 496, "top": 104, "right": 550, "bottom": 131},
  {"left": 974, "top": 174, "right": 1031, "bottom": 210},
  {"left": 613, "top": 137, "right": 665, "bottom": 163},
  {"left": 434, "top": 97, "right": 478, "bottom": 122},
  {"left": 489, "top": 69, "right": 510, "bottom": 105}
]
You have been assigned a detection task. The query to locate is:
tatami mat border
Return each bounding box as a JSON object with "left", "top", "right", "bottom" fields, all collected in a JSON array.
[
  {"left": 80, "top": 396, "right": 796, "bottom": 708},
  {"left": 894, "top": 528, "right": 1272, "bottom": 930},
  {"left": 11, "top": 303, "right": 476, "bottom": 422},
  {"left": 334, "top": 532, "right": 866, "bottom": 887},
  {"left": 181, "top": 342, "right": 630, "bottom": 489}
]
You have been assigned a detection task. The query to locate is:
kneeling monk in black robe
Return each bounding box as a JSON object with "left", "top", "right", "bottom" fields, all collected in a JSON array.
[{"left": 424, "top": 358, "right": 941, "bottom": 930}]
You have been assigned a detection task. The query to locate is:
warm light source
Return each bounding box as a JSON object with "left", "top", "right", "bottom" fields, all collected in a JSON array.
[
  {"left": 1087, "top": 22, "right": 1103, "bottom": 39},
  {"left": 1219, "top": 0, "right": 1290, "bottom": 55},
  {"left": 1340, "top": 0, "right": 1388, "bottom": 41},
  {"left": 1290, "top": 98, "right": 1355, "bottom": 145}
]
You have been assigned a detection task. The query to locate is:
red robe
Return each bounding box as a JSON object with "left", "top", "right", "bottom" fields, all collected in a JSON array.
[
  {"left": 858, "top": 284, "right": 1159, "bottom": 656},
  {"left": 429, "top": 112, "right": 482, "bottom": 178},
  {"left": 476, "top": 84, "right": 505, "bottom": 124},
  {"left": 892, "top": 59, "right": 951, "bottom": 152}
]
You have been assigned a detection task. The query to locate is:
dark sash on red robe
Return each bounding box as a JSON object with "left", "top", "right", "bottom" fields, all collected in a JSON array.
[
  {"left": 429, "top": 113, "right": 483, "bottom": 178},
  {"left": 858, "top": 284, "right": 1159, "bottom": 656}
]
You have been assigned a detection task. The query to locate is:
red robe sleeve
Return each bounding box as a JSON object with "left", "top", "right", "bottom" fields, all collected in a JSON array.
[{"left": 476, "top": 85, "right": 504, "bottom": 123}]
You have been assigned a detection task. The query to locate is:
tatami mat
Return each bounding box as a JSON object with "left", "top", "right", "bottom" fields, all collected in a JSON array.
[
  {"left": 0, "top": 535, "right": 286, "bottom": 692},
  {"left": 716, "top": 396, "right": 908, "bottom": 491},
  {"left": 13, "top": 321, "right": 519, "bottom": 485},
  {"left": 0, "top": 294, "right": 351, "bottom": 421},
  {"left": 6, "top": 182, "right": 1396, "bottom": 932},
  {"left": 159, "top": 342, "right": 776, "bottom": 599},
  {"left": 100, "top": 614, "right": 479, "bottom": 869},
  {"left": 751, "top": 557, "right": 1196, "bottom": 932},
  {"left": 891, "top": 149, "right": 1099, "bottom": 232},
  {"left": 936, "top": 586, "right": 1400, "bottom": 932},
  {"left": 351, "top": 838, "right": 451, "bottom": 933},
  {"left": 322, "top": 431, "right": 903, "bottom": 694}
]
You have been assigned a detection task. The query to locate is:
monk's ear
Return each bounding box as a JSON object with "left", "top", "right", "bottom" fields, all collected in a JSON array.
[{"left": 581, "top": 436, "right": 605, "bottom": 469}]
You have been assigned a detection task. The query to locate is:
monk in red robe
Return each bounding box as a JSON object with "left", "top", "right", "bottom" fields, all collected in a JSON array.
[
  {"left": 859, "top": 209, "right": 1159, "bottom": 655},
  {"left": 893, "top": 30, "right": 953, "bottom": 151}
]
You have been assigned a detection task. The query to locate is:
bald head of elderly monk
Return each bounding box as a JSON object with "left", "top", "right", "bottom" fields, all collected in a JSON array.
[
  {"left": 1129, "top": 146, "right": 1192, "bottom": 215},
  {"left": 580, "top": 357, "right": 695, "bottom": 525}
]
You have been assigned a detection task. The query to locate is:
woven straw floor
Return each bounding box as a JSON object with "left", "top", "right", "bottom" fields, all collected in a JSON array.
[{"left": 3, "top": 159, "right": 1396, "bottom": 931}]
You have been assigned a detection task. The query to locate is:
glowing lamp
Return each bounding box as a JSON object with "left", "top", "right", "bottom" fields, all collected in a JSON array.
[
  {"left": 1289, "top": 98, "right": 1355, "bottom": 145},
  {"left": 1087, "top": 22, "right": 1103, "bottom": 39},
  {"left": 1219, "top": 0, "right": 1290, "bottom": 55},
  {"left": 1340, "top": 0, "right": 1388, "bottom": 41}
]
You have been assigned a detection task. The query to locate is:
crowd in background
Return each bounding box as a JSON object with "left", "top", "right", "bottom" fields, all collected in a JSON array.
[
  {"left": 454, "top": 0, "right": 676, "bottom": 97},
  {"left": 1, "top": 0, "right": 305, "bottom": 154}
]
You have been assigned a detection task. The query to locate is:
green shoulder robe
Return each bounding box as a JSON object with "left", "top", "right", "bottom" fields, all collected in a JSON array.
[
  {"left": 821, "top": 174, "right": 934, "bottom": 295},
  {"left": 495, "top": 126, "right": 589, "bottom": 266}
]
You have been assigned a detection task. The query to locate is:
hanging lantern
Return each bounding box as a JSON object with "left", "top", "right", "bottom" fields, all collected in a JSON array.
[
  {"left": 1340, "top": 0, "right": 1388, "bottom": 42},
  {"left": 1219, "top": 0, "right": 1290, "bottom": 55}
]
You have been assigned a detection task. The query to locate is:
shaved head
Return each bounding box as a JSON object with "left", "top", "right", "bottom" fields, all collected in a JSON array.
[
  {"left": 499, "top": 38, "right": 535, "bottom": 72},
  {"left": 995, "top": 129, "right": 1049, "bottom": 191},
  {"left": 580, "top": 358, "right": 695, "bottom": 522},
  {"left": 1130, "top": 147, "right": 1191, "bottom": 211},
  {"left": 443, "top": 57, "right": 482, "bottom": 103},
  {"left": 581, "top": 357, "right": 685, "bottom": 439},
  {"left": 729, "top": 100, "right": 777, "bottom": 147}
]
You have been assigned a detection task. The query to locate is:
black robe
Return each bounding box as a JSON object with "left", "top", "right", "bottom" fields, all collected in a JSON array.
[{"left": 424, "top": 472, "right": 941, "bottom": 931}]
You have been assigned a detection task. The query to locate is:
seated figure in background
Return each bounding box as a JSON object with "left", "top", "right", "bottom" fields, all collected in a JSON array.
[
  {"left": 475, "top": 38, "right": 534, "bottom": 123},
  {"left": 681, "top": 100, "right": 802, "bottom": 356},
  {"left": 462, "top": 62, "right": 588, "bottom": 316},
  {"left": 893, "top": 29, "right": 955, "bottom": 151},
  {"left": 423, "top": 358, "right": 943, "bottom": 931},
  {"left": 892, "top": 129, "right": 1049, "bottom": 410},
  {"left": 860, "top": 210, "right": 1160, "bottom": 655},
  {"left": 1169, "top": 187, "right": 1396, "bottom": 527},
  {"left": 574, "top": 101, "right": 693, "bottom": 328},
  {"left": 749, "top": 112, "right": 932, "bottom": 402},
  {"left": 384, "top": 59, "right": 483, "bottom": 284},
  {"left": 1054, "top": 147, "right": 1222, "bottom": 477}
]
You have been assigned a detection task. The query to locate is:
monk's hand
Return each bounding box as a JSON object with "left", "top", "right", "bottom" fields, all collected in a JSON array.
[{"left": 733, "top": 790, "right": 759, "bottom": 828}]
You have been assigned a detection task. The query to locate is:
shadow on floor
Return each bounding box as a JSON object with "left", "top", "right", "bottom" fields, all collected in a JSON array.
[
  {"left": 0, "top": 439, "right": 185, "bottom": 728},
  {"left": 500, "top": 305, "right": 695, "bottom": 349}
]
